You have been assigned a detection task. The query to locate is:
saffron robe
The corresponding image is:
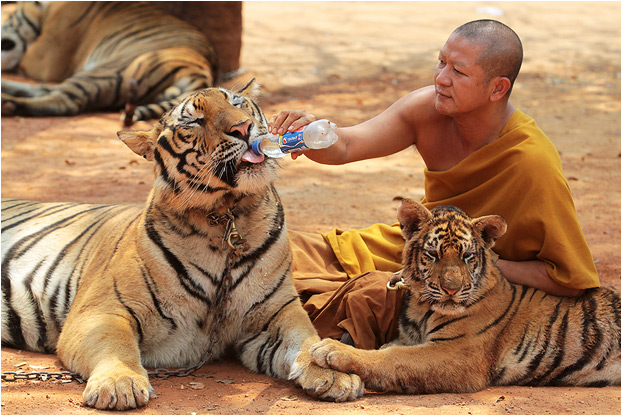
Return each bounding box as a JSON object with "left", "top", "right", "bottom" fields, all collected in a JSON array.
[{"left": 291, "top": 109, "right": 599, "bottom": 349}]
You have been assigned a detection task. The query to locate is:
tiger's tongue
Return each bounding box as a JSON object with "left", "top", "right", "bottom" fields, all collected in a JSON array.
[{"left": 242, "top": 150, "right": 265, "bottom": 164}]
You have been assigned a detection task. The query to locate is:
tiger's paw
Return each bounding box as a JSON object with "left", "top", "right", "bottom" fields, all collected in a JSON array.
[
  {"left": 82, "top": 368, "right": 155, "bottom": 410},
  {"left": 290, "top": 353, "right": 364, "bottom": 402},
  {"left": 310, "top": 338, "right": 358, "bottom": 374}
]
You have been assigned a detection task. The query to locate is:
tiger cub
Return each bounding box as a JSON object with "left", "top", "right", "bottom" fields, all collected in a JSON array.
[
  {"left": 311, "top": 199, "right": 621, "bottom": 392},
  {"left": 1, "top": 1, "right": 216, "bottom": 124},
  {"left": 1, "top": 81, "right": 363, "bottom": 410}
]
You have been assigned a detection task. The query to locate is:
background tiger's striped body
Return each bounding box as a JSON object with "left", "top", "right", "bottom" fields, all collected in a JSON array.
[
  {"left": 1, "top": 1, "right": 216, "bottom": 123},
  {"left": 1, "top": 83, "right": 363, "bottom": 410},
  {"left": 311, "top": 200, "right": 621, "bottom": 392}
]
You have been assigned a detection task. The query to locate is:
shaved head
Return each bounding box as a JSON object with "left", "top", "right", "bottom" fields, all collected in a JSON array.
[{"left": 451, "top": 20, "right": 523, "bottom": 91}]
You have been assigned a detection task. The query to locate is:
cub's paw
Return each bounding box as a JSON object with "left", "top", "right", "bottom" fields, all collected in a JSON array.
[
  {"left": 83, "top": 369, "right": 155, "bottom": 410},
  {"left": 310, "top": 338, "right": 358, "bottom": 374}
]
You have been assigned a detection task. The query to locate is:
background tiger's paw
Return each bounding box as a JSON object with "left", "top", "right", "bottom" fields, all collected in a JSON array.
[
  {"left": 82, "top": 370, "right": 154, "bottom": 410},
  {"left": 297, "top": 362, "right": 364, "bottom": 402},
  {"left": 310, "top": 338, "right": 357, "bottom": 373}
]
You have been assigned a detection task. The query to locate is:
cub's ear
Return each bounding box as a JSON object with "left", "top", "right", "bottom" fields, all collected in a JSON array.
[
  {"left": 117, "top": 130, "right": 156, "bottom": 161},
  {"left": 397, "top": 198, "right": 432, "bottom": 240},
  {"left": 472, "top": 215, "right": 507, "bottom": 248}
]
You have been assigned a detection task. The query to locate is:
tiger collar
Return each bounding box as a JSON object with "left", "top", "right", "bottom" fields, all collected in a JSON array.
[{"left": 205, "top": 207, "right": 250, "bottom": 255}]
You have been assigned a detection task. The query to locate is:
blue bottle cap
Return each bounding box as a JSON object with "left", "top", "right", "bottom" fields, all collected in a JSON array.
[{"left": 251, "top": 140, "right": 262, "bottom": 155}]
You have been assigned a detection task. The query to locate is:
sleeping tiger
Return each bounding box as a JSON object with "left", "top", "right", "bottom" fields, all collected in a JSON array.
[
  {"left": 1, "top": 1, "right": 216, "bottom": 124},
  {"left": 1, "top": 80, "right": 363, "bottom": 410},
  {"left": 310, "top": 199, "right": 621, "bottom": 392}
]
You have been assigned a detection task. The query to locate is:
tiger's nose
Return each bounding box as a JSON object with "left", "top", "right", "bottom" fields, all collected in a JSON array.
[
  {"left": 228, "top": 119, "right": 252, "bottom": 141},
  {"left": 441, "top": 286, "right": 459, "bottom": 296}
]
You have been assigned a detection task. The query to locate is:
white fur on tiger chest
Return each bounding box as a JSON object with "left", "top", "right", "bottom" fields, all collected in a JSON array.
[{"left": 134, "top": 222, "right": 292, "bottom": 368}]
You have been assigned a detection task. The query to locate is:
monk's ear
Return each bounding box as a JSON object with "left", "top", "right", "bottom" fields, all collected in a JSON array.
[
  {"left": 472, "top": 215, "right": 507, "bottom": 248},
  {"left": 397, "top": 199, "right": 432, "bottom": 240},
  {"left": 489, "top": 77, "right": 512, "bottom": 102},
  {"left": 117, "top": 129, "right": 156, "bottom": 161}
]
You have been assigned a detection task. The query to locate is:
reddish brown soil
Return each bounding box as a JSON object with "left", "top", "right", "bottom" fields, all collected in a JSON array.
[{"left": 1, "top": 2, "right": 620, "bottom": 415}]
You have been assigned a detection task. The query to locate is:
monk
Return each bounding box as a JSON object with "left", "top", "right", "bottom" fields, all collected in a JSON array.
[{"left": 269, "top": 19, "right": 600, "bottom": 349}]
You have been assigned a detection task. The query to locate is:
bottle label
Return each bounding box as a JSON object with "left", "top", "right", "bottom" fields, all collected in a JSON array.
[{"left": 278, "top": 128, "right": 308, "bottom": 153}]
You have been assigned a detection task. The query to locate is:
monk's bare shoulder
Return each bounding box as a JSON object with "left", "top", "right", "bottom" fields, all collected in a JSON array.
[{"left": 394, "top": 87, "right": 446, "bottom": 132}]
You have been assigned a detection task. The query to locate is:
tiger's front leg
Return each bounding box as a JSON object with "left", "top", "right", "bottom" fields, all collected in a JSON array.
[
  {"left": 310, "top": 338, "right": 491, "bottom": 393},
  {"left": 1, "top": 90, "right": 81, "bottom": 116},
  {"left": 238, "top": 299, "right": 364, "bottom": 402},
  {"left": 1, "top": 77, "right": 86, "bottom": 116},
  {"left": 56, "top": 311, "right": 155, "bottom": 410},
  {"left": 1, "top": 79, "right": 52, "bottom": 97}
]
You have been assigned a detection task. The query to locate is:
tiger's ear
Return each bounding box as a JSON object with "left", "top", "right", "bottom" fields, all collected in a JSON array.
[
  {"left": 236, "top": 77, "right": 261, "bottom": 100},
  {"left": 397, "top": 198, "right": 432, "bottom": 240},
  {"left": 472, "top": 215, "right": 507, "bottom": 248},
  {"left": 117, "top": 129, "right": 156, "bottom": 161}
]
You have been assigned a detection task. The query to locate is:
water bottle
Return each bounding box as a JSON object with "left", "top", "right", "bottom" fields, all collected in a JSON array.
[{"left": 251, "top": 119, "right": 338, "bottom": 159}]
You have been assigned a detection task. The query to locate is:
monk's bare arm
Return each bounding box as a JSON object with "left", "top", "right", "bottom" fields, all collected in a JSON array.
[
  {"left": 496, "top": 259, "right": 584, "bottom": 297},
  {"left": 273, "top": 87, "right": 435, "bottom": 165}
]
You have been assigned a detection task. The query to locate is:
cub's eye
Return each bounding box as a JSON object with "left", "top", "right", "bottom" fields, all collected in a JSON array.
[
  {"left": 425, "top": 249, "right": 439, "bottom": 261},
  {"left": 463, "top": 251, "right": 475, "bottom": 262}
]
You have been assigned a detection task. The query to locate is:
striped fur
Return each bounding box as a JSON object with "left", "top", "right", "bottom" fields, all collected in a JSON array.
[
  {"left": 311, "top": 199, "right": 621, "bottom": 393},
  {"left": 1, "top": 1, "right": 216, "bottom": 123},
  {"left": 1, "top": 82, "right": 363, "bottom": 410}
]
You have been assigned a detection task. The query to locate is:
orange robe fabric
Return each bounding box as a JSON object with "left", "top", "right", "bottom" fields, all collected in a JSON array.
[{"left": 291, "top": 109, "right": 600, "bottom": 349}]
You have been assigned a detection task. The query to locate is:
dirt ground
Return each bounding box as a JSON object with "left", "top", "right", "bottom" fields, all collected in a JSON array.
[{"left": 1, "top": 1, "right": 621, "bottom": 415}]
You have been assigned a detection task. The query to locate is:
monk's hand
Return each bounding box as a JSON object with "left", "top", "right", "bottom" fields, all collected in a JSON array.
[{"left": 268, "top": 110, "right": 316, "bottom": 135}]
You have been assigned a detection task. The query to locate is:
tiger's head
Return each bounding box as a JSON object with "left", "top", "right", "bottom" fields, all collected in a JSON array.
[
  {"left": 397, "top": 198, "right": 507, "bottom": 315},
  {"left": 117, "top": 80, "right": 278, "bottom": 211},
  {"left": 1, "top": 1, "right": 47, "bottom": 71}
]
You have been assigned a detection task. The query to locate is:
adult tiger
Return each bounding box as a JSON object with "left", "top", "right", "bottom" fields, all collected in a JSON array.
[
  {"left": 310, "top": 199, "right": 621, "bottom": 392},
  {"left": 1, "top": 1, "right": 217, "bottom": 124},
  {"left": 1, "top": 80, "right": 363, "bottom": 410}
]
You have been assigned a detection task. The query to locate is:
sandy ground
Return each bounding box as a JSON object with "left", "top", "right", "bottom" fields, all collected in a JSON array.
[{"left": 1, "top": 1, "right": 620, "bottom": 415}]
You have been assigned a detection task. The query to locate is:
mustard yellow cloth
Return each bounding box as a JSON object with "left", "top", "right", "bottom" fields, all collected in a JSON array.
[{"left": 323, "top": 109, "right": 599, "bottom": 289}]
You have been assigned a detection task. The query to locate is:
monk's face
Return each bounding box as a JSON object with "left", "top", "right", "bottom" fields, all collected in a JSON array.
[{"left": 433, "top": 34, "right": 492, "bottom": 116}]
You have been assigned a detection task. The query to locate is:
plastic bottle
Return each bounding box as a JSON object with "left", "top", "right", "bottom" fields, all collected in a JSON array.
[{"left": 251, "top": 119, "right": 338, "bottom": 158}]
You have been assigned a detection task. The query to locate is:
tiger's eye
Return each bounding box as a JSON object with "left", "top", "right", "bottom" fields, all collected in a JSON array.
[
  {"left": 463, "top": 252, "right": 475, "bottom": 262},
  {"left": 425, "top": 249, "right": 439, "bottom": 260}
]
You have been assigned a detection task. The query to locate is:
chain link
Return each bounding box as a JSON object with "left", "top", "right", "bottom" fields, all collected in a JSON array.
[
  {"left": 2, "top": 208, "right": 250, "bottom": 384},
  {"left": 1, "top": 370, "right": 84, "bottom": 383}
]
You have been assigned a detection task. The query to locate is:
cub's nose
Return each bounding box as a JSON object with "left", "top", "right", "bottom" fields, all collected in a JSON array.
[{"left": 228, "top": 119, "right": 252, "bottom": 142}]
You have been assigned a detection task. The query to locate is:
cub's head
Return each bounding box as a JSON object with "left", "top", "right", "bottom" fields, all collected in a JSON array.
[
  {"left": 1, "top": 1, "right": 47, "bottom": 71},
  {"left": 118, "top": 80, "right": 278, "bottom": 210},
  {"left": 397, "top": 199, "right": 507, "bottom": 315}
]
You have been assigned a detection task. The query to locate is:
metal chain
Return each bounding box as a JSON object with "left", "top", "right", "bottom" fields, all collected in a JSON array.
[
  {"left": 2, "top": 208, "right": 249, "bottom": 384},
  {"left": 1, "top": 370, "right": 84, "bottom": 383},
  {"left": 387, "top": 270, "right": 410, "bottom": 291}
]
